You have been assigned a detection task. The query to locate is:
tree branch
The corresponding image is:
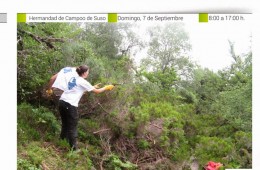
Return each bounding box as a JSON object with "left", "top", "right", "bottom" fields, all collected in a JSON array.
[{"left": 18, "top": 29, "right": 65, "bottom": 49}]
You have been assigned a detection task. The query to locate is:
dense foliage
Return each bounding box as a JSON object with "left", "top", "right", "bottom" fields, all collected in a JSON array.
[{"left": 17, "top": 22, "right": 252, "bottom": 169}]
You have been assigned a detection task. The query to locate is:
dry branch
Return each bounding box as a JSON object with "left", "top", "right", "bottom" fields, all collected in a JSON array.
[
  {"left": 149, "top": 122, "right": 163, "bottom": 129},
  {"left": 93, "top": 128, "right": 110, "bottom": 134}
]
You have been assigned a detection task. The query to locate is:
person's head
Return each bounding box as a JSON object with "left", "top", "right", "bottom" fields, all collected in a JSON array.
[{"left": 76, "top": 65, "right": 89, "bottom": 78}]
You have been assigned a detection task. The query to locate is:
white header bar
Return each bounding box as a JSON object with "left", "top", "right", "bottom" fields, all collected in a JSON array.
[{"left": 23, "top": 13, "right": 251, "bottom": 24}]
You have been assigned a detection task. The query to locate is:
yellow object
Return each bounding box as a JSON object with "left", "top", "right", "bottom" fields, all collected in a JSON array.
[
  {"left": 104, "top": 85, "right": 114, "bottom": 91},
  {"left": 46, "top": 89, "right": 53, "bottom": 96}
]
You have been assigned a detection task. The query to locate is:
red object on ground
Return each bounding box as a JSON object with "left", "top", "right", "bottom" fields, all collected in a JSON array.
[{"left": 205, "top": 161, "right": 223, "bottom": 170}]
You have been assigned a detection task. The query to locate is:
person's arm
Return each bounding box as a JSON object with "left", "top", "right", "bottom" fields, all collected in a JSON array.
[
  {"left": 91, "top": 85, "right": 114, "bottom": 94},
  {"left": 46, "top": 73, "right": 58, "bottom": 97},
  {"left": 92, "top": 87, "right": 106, "bottom": 94},
  {"left": 47, "top": 73, "right": 58, "bottom": 90}
]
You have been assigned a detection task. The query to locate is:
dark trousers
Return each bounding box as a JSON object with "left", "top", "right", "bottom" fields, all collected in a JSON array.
[{"left": 58, "top": 100, "right": 79, "bottom": 150}]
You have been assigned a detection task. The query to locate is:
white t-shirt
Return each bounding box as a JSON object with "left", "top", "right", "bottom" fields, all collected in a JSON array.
[
  {"left": 60, "top": 77, "right": 95, "bottom": 107},
  {"left": 52, "top": 67, "right": 79, "bottom": 91}
]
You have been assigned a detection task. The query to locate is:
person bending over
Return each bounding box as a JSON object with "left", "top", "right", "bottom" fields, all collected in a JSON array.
[{"left": 47, "top": 65, "right": 114, "bottom": 150}]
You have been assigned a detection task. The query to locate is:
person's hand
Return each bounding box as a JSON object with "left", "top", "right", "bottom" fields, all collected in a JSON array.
[
  {"left": 94, "top": 83, "right": 102, "bottom": 89},
  {"left": 104, "top": 85, "right": 114, "bottom": 91},
  {"left": 46, "top": 89, "right": 53, "bottom": 97}
]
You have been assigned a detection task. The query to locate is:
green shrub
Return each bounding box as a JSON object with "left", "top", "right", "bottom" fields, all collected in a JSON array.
[
  {"left": 177, "top": 88, "right": 198, "bottom": 104},
  {"left": 63, "top": 149, "right": 94, "bottom": 170},
  {"left": 17, "top": 103, "right": 60, "bottom": 143},
  {"left": 18, "top": 142, "right": 50, "bottom": 168},
  {"left": 233, "top": 131, "right": 252, "bottom": 168},
  {"left": 77, "top": 117, "right": 102, "bottom": 144},
  {"left": 105, "top": 154, "right": 137, "bottom": 170},
  {"left": 56, "top": 139, "right": 70, "bottom": 149},
  {"left": 17, "top": 158, "right": 40, "bottom": 170},
  {"left": 173, "top": 142, "right": 191, "bottom": 161},
  {"left": 234, "top": 131, "right": 252, "bottom": 150},
  {"left": 131, "top": 101, "right": 183, "bottom": 125},
  {"left": 18, "top": 121, "right": 41, "bottom": 142},
  {"left": 137, "top": 139, "right": 150, "bottom": 149},
  {"left": 194, "top": 136, "right": 234, "bottom": 166}
]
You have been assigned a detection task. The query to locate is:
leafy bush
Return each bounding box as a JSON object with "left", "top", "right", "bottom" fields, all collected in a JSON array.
[
  {"left": 177, "top": 88, "right": 198, "bottom": 104},
  {"left": 56, "top": 139, "right": 70, "bottom": 149},
  {"left": 17, "top": 103, "right": 60, "bottom": 143},
  {"left": 105, "top": 154, "right": 137, "bottom": 170},
  {"left": 137, "top": 139, "right": 150, "bottom": 149},
  {"left": 18, "top": 142, "right": 54, "bottom": 169},
  {"left": 194, "top": 136, "right": 234, "bottom": 167},
  {"left": 17, "top": 158, "right": 40, "bottom": 170},
  {"left": 131, "top": 101, "right": 182, "bottom": 125},
  {"left": 234, "top": 131, "right": 252, "bottom": 150}
]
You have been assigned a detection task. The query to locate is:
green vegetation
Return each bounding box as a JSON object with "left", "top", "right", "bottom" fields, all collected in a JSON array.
[{"left": 17, "top": 22, "right": 252, "bottom": 169}]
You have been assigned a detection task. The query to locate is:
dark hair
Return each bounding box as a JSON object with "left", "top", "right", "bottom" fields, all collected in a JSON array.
[{"left": 76, "top": 65, "right": 89, "bottom": 76}]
